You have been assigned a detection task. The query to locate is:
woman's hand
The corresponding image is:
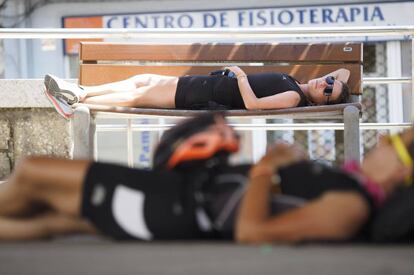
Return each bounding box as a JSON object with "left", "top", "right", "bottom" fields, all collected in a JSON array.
[
  {"left": 225, "top": 66, "right": 247, "bottom": 79},
  {"left": 257, "top": 143, "right": 308, "bottom": 170},
  {"left": 237, "top": 142, "right": 308, "bottom": 244},
  {"left": 324, "top": 68, "right": 350, "bottom": 83},
  {"left": 248, "top": 142, "right": 307, "bottom": 186}
]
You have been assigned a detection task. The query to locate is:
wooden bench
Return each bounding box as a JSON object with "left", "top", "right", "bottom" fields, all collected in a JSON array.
[{"left": 72, "top": 42, "right": 363, "bottom": 161}]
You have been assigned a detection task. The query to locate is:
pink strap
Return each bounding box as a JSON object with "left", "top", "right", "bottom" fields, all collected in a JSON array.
[{"left": 342, "top": 160, "right": 386, "bottom": 207}]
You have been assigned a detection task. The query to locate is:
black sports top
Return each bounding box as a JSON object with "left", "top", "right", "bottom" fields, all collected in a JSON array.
[
  {"left": 204, "top": 161, "right": 374, "bottom": 240},
  {"left": 175, "top": 72, "right": 308, "bottom": 109},
  {"left": 82, "top": 161, "right": 374, "bottom": 241},
  {"left": 278, "top": 161, "right": 374, "bottom": 206}
]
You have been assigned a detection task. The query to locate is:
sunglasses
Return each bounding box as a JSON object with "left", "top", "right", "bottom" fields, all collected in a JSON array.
[{"left": 323, "top": 76, "right": 335, "bottom": 104}]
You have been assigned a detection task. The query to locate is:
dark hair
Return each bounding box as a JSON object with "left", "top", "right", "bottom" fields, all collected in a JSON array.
[
  {"left": 407, "top": 141, "right": 414, "bottom": 163},
  {"left": 153, "top": 112, "right": 231, "bottom": 170},
  {"left": 329, "top": 81, "right": 350, "bottom": 104},
  {"left": 405, "top": 130, "right": 414, "bottom": 178}
]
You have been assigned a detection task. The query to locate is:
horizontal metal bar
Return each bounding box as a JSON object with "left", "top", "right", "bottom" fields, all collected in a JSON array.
[
  {"left": 1, "top": 26, "right": 414, "bottom": 39},
  {"left": 363, "top": 77, "right": 412, "bottom": 84},
  {"left": 94, "top": 112, "right": 343, "bottom": 120},
  {"left": 95, "top": 122, "right": 411, "bottom": 132}
]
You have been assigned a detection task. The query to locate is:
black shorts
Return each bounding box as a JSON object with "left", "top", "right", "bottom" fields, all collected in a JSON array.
[
  {"left": 81, "top": 163, "right": 203, "bottom": 240},
  {"left": 175, "top": 76, "right": 238, "bottom": 109},
  {"left": 175, "top": 76, "right": 215, "bottom": 109}
]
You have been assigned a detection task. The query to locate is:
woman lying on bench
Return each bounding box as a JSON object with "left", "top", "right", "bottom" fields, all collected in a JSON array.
[
  {"left": 1, "top": 113, "right": 411, "bottom": 243},
  {"left": 44, "top": 67, "right": 350, "bottom": 118}
]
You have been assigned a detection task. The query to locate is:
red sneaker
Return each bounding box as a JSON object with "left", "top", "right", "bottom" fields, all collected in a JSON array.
[{"left": 44, "top": 88, "right": 74, "bottom": 120}]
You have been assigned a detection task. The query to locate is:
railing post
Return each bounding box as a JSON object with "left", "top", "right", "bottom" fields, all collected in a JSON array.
[
  {"left": 412, "top": 35, "right": 414, "bottom": 121},
  {"left": 71, "top": 105, "right": 95, "bottom": 159},
  {"left": 344, "top": 105, "right": 361, "bottom": 163}
]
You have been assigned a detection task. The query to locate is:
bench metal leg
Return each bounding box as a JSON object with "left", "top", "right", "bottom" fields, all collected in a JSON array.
[
  {"left": 343, "top": 105, "right": 360, "bottom": 163},
  {"left": 71, "top": 105, "right": 95, "bottom": 159}
]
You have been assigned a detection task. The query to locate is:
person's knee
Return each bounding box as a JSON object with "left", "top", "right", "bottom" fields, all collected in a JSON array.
[{"left": 131, "top": 74, "right": 153, "bottom": 87}]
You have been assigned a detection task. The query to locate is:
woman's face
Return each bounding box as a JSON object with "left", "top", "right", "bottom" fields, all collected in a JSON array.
[{"left": 307, "top": 77, "right": 343, "bottom": 105}]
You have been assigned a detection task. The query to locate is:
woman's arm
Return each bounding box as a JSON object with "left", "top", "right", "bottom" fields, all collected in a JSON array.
[
  {"left": 323, "top": 68, "right": 350, "bottom": 83},
  {"left": 237, "top": 190, "right": 370, "bottom": 244},
  {"left": 226, "top": 66, "right": 301, "bottom": 110},
  {"left": 236, "top": 144, "right": 369, "bottom": 244}
]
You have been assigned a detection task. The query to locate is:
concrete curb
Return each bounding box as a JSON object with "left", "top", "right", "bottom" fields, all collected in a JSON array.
[{"left": 0, "top": 79, "right": 77, "bottom": 108}]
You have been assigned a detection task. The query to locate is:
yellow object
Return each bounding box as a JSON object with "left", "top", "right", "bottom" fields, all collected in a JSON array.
[{"left": 390, "top": 134, "right": 413, "bottom": 186}]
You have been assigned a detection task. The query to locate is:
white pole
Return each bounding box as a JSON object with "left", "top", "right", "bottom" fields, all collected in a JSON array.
[{"left": 387, "top": 41, "right": 403, "bottom": 133}]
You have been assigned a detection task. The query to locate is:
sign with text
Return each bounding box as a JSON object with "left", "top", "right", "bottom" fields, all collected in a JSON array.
[
  {"left": 63, "top": 16, "right": 104, "bottom": 55},
  {"left": 63, "top": 1, "right": 414, "bottom": 54},
  {"left": 103, "top": 5, "right": 388, "bottom": 29}
]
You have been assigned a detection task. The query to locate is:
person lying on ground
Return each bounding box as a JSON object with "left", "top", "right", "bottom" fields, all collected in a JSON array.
[
  {"left": 0, "top": 113, "right": 413, "bottom": 243},
  {"left": 43, "top": 67, "right": 350, "bottom": 118},
  {"left": 235, "top": 135, "right": 414, "bottom": 243}
]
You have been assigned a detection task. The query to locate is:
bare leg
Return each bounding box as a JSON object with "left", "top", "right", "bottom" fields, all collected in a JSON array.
[
  {"left": 0, "top": 156, "right": 90, "bottom": 218},
  {"left": 83, "top": 77, "right": 178, "bottom": 108},
  {"left": 81, "top": 74, "right": 178, "bottom": 100},
  {"left": 80, "top": 76, "right": 141, "bottom": 98},
  {"left": 0, "top": 156, "right": 98, "bottom": 240},
  {"left": 0, "top": 212, "right": 96, "bottom": 241}
]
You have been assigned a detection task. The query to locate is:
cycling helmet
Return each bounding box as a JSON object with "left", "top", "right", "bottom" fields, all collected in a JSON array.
[{"left": 153, "top": 112, "right": 239, "bottom": 170}]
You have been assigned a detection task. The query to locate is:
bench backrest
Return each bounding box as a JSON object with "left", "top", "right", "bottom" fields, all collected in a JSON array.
[{"left": 79, "top": 42, "right": 363, "bottom": 96}]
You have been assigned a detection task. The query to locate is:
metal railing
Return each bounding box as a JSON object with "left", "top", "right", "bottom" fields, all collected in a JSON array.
[
  {"left": 95, "top": 122, "right": 412, "bottom": 132},
  {"left": 1, "top": 26, "right": 414, "bottom": 39},
  {"left": 1, "top": 26, "right": 414, "bottom": 166},
  {"left": 1, "top": 26, "right": 412, "bottom": 95}
]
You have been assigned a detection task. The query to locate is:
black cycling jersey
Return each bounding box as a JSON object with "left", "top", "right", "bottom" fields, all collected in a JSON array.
[
  {"left": 81, "top": 163, "right": 202, "bottom": 240},
  {"left": 81, "top": 161, "right": 377, "bottom": 241}
]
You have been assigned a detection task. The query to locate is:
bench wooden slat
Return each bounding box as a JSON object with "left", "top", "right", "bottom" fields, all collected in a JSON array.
[
  {"left": 80, "top": 42, "right": 362, "bottom": 63},
  {"left": 79, "top": 102, "right": 361, "bottom": 119},
  {"left": 80, "top": 63, "right": 362, "bottom": 94}
]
